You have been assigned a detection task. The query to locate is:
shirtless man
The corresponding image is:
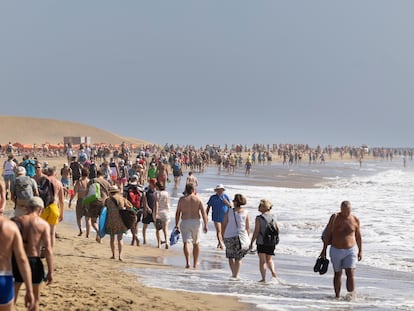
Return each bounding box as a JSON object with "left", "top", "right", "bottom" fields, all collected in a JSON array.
[
  {"left": 320, "top": 201, "right": 362, "bottom": 299},
  {"left": 13, "top": 197, "right": 53, "bottom": 311},
  {"left": 41, "top": 167, "right": 64, "bottom": 247},
  {"left": 0, "top": 183, "right": 35, "bottom": 311},
  {"left": 175, "top": 183, "right": 208, "bottom": 269}
]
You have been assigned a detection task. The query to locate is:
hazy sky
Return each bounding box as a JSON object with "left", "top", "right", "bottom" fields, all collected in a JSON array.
[{"left": 1, "top": 1, "right": 413, "bottom": 148}]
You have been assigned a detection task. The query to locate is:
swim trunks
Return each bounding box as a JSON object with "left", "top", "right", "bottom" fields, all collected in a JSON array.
[
  {"left": 40, "top": 203, "right": 60, "bottom": 225},
  {"left": 0, "top": 272, "right": 14, "bottom": 305},
  {"left": 180, "top": 219, "right": 201, "bottom": 244},
  {"left": 12, "top": 257, "right": 45, "bottom": 284},
  {"left": 330, "top": 245, "right": 358, "bottom": 272}
]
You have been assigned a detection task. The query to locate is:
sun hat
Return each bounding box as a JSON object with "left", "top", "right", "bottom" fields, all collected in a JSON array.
[
  {"left": 214, "top": 184, "right": 225, "bottom": 191},
  {"left": 16, "top": 166, "right": 26, "bottom": 175},
  {"left": 109, "top": 185, "right": 120, "bottom": 193}
]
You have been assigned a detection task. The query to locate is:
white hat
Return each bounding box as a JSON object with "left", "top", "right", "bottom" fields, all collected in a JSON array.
[
  {"left": 214, "top": 184, "right": 225, "bottom": 191},
  {"left": 16, "top": 166, "right": 26, "bottom": 175}
]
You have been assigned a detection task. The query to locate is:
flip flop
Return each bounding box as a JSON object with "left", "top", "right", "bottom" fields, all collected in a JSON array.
[
  {"left": 319, "top": 258, "right": 330, "bottom": 275},
  {"left": 313, "top": 257, "right": 323, "bottom": 273}
]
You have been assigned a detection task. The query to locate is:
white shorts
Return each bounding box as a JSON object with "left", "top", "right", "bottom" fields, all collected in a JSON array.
[{"left": 180, "top": 219, "right": 201, "bottom": 244}]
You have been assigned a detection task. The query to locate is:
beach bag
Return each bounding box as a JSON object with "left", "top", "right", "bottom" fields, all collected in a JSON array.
[
  {"left": 321, "top": 213, "right": 337, "bottom": 245},
  {"left": 14, "top": 176, "right": 34, "bottom": 200},
  {"left": 83, "top": 181, "right": 101, "bottom": 205},
  {"left": 260, "top": 215, "right": 279, "bottom": 246},
  {"left": 113, "top": 197, "right": 137, "bottom": 229},
  {"left": 169, "top": 228, "right": 180, "bottom": 246},
  {"left": 38, "top": 176, "right": 55, "bottom": 207},
  {"left": 119, "top": 208, "right": 137, "bottom": 229}
]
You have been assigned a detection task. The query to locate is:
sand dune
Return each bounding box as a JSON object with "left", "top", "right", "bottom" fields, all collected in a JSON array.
[{"left": 0, "top": 115, "right": 151, "bottom": 146}]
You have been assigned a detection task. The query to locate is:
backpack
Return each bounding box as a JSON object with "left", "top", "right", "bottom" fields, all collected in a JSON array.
[
  {"left": 38, "top": 177, "right": 55, "bottom": 207},
  {"left": 83, "top": 180, "right": 101, "bottom": 205},
  {"left": 126, "top": 185, "right": 142, "bottom": 209},
  {"left": 23, "top": 160, "right": 36, "bottom": 178},
  {"left": 260, "top": 215, "right": 279, "bottom": 246},
  {"left": 14, "top": 176, "right": 34, "bottom": 200}
]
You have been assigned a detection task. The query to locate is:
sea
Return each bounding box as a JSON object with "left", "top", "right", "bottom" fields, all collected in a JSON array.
[{"left": 77, "top": 157, "right": 414, "bottom": 310}]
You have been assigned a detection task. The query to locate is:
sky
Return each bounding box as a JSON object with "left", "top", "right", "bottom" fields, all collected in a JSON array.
[{"left": 1, "top": 1, "right": 413, "bottom": 148}]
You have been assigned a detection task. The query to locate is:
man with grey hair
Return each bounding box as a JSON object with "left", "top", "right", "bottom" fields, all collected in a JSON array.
[
  {"left": 12, "top": 196, "right": 53, "bottom": 311},
  {"left": 0, "top": 183, "right": 35, "bottom": 311},
  {"left": 11, "top": 166, "right": 39, "bottom": 217}
]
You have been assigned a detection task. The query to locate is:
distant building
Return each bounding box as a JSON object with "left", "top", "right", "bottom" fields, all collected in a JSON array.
[{"left": 64, "top": 136, "right": 91, "bottom": 145}]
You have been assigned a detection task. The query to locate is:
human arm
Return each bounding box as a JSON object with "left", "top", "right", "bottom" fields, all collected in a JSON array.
[
  {"left": 58, "top": 185, "right": 65, "bottom": 222},
  {"left": 12, "top": 225, "right": 35, "bottom": 310},
  {"left": 245, "top": 213, "right": 251, "bottom": 236},
  {"left": 42, "top": 223, "right": 54, "bottom": 285},
  {"left": 175, "top": 200, "right": 181, "bottom": 229},
  {"left": 0, "top": 183, "right": 5, "bottom": 214},
  {"left": 355, "top": 217, "right": 362, "bottom": 261},
  {"left": 222, "top": 211, "right": 229, "bottom": 239},
  {"left": 68, "top": 180, "right": 79, "bottom": 208},
  {"left": 200, "top": 201, "right": 208, "bottom": 233},
  {"left": 319, "top": 214, "right": 335, "bottom": 258},
  {"left": 249, "top": 216, "right": 260, "bottom": 249}
]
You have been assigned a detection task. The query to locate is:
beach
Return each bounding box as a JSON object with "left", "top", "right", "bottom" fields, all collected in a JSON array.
[{"left": 4, "top": 152, "right": 414, "bottom": 310}]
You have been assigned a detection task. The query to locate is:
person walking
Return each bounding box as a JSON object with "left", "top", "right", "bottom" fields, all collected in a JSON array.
[
  {"left": 175, "top": 183, "right": 208, "bottom": 269},
  {"left": 0, "top": 183, "right": 35, "bottom": 311},
  {"left": 105, "top": 185, "right": 133, "bottom": 261},
  {"left": 206, "top": 184, "right": 232, "bottom": 250},
  {"left": 222, "top": 194, "right": 250, "bottom": 279},
  {"left": 249, "top": 199, "right": 279, "bottom": 283},
  {"left": 12, "top": 197, "right": 53, "bottom": 311},
  {"left": 319, "top": 201, "right": 362, "bottom": 300}
]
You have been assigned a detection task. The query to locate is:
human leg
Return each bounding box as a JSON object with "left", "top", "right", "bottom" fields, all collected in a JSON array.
[
  {"left": 333, "top": 271, "right": 342, "bottom": 298},
  {"left": 183, "top": 242, "right": 191, "bottom": 268},
  {"left": 265, "top": 254, "right": 277, "bottom": 278},
  {"left": 233, "top": 259, "right": 242, "bottom": 278},
  {"left": 193, "top": 243, "right": 200, "bottom": 269},
  {"left": 32, "top": 284, "right": 41, "bottom": 311},
  {"left": 155, "top": 227, "right": 161, "bottom": 248},
  {"left": 117, "top": 233, "right": 124, "bottom": 261},
  {"left": 345, "top": 268, "right": 355, "bottom": 293},
  {"left": 214, "top": 222, "right": 223, "bottom": 249},
  {"left": 162, "top": 221, "right": 169, "bottom": 249},
  {"left": 258, "top": 253, "right": 267, "bottom": 282},
  {"left": 142, "top": 223, "right": 148, "bottom": 244},
  {"left": 110, "top": 234, "right": 115, "bottom": 259}
]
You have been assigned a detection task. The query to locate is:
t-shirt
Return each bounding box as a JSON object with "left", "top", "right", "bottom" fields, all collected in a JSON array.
[{"left": 207, "top": 193, "right": 230, "bottom": 223}]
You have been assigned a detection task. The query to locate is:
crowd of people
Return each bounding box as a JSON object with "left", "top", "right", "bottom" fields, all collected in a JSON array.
[{"left": 0, "top": 141, "right": 366, "bottom": 310}]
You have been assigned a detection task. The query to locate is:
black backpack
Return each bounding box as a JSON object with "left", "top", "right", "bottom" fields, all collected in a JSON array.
[
  {"left": 260, "top": 215, "right": 279, "bottom": 246},
  {"left": 38, "top": 177, "right": 55, "bottom": 207}
]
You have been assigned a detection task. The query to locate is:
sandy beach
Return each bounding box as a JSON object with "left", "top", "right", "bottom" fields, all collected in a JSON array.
[{"left": 3, "top": 155, "right": 255, "bottom": 311}]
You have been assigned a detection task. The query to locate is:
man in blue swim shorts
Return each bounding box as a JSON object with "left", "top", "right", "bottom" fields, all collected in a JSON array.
[
  {"left": 0, "top": 183, "right": 35, "bottom": 311},
  {"left": 206, "top": 184, "right": 232, "bottom": 250},
  {"left": 320, "top": 201, "right": 362, "bottom": 300}
]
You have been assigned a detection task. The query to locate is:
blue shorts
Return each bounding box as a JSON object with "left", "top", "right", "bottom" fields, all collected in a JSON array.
[
  {"left": 61, "top": 178, "right": 70, "bottom": 187},
  {"left": 330, "top": 245, "right": 358, "bottom": 272},
  {"left": 0, "top": 273, "right": 14, "bottom": 306}
]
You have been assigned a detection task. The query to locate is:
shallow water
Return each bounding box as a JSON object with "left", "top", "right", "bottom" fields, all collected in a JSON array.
[{"left": 71, "top": 158, "right": 414, "bottom": 310}]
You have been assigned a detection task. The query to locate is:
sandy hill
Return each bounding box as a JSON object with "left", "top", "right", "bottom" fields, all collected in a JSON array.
[{"left": 0, "top": 115, "right": 151, "bottom": 146}]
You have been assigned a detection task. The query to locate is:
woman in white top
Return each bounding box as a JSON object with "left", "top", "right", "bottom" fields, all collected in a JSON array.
[
  {"left": 222, "top": 194, "right": 250, "bottom": 279},
  {"left": 154, "top": 181, "right": 171, "bottom": 249}
]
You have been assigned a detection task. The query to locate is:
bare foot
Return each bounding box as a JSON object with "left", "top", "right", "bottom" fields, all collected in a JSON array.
[
  {"left": 193, "top": 262, "right": 199, "bottom": 269},
  {"left": 78, "top": 232, "right": 82, "bottom": 237},
  {"left": 110, "top": 256, "right": 115, "bottom": 260},
  {"left": 96, "top": 236, "right": 101, "bottom": 243},
  {"left": 258, "top": 279, "right": 266, "bottom": 283},
  {"left": 165, "top": 244, "right": 169, "bottom": 249},
  {"left": 119, "top": 258, "right": 123, "bottom": 262},
  {"left": 185, "top": 264, "right": 190, "bottom": 269}
]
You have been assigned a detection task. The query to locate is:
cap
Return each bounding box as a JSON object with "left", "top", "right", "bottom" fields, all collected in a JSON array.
[
  {"left": 214, "top": 184, "right": 225, "bottom": 191},
  {"left": 16, "top": 166, "right": 26, "bottom": 175},
  {"left": 28, "top": 197, "right": 44, "bottom": 209}
]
